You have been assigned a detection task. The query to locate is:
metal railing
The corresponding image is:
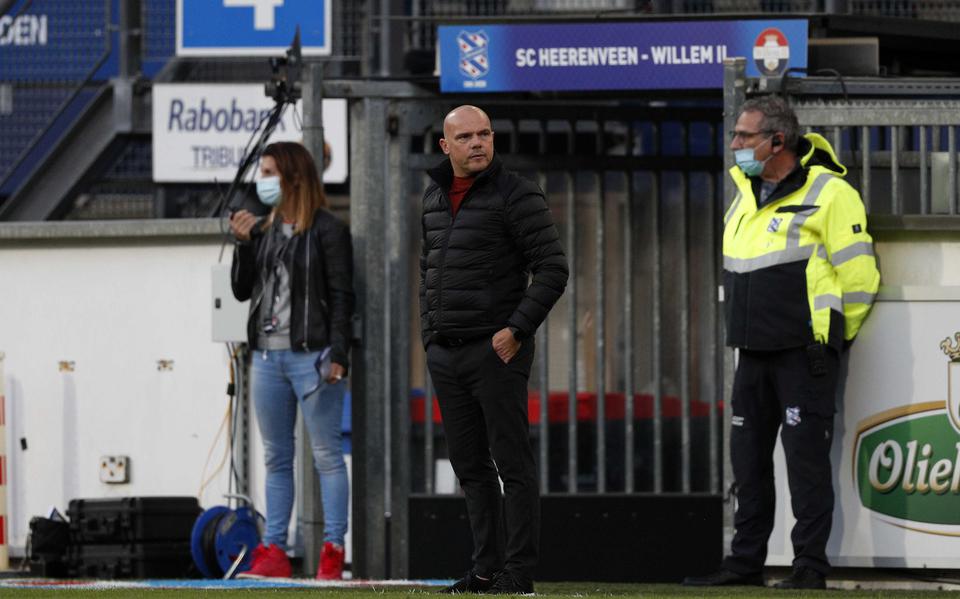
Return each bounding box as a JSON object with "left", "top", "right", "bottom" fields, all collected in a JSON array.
[
  {"left": 725, "top": 58, "right": 960, "bottom": 216},
  {"left": 385, "top": 103, "right": 726, "bottom": 497}
]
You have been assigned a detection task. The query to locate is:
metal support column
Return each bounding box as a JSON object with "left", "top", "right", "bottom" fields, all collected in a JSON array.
[
  {"left": 350, "top": 97, "right": 390, "bottom": 579},
  {"left": 721, "top": 56, "right": 747, "bottom": 550},
  {"left": 297, "top": 62, "right": 327, "bottom": 576},
  {"left": 386, "top": 102, "right": 415, "bottom": 580}
]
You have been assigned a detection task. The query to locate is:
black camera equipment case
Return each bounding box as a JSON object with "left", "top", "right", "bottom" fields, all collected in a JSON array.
[
  {"left": 67, "top": 496, "right": 201, "bottom": 545},
  {"left": 67, "top": 542, "right": 194, "bottom": 578},
  {"left": 66, "top": 496, "right": 201, "bottom": 578}
]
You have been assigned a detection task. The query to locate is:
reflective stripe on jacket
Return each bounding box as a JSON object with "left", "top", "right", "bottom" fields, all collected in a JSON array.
[{"left": 723, "top": 132, "right": 880, "bottom": 351}]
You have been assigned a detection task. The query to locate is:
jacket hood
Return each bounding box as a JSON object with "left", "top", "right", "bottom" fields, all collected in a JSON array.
[
  {"left": 797, "top": 132, "right": 846, "bottom": 176},
  {"left": 729, "top": 132, "right": 846, "bottom": 189}
]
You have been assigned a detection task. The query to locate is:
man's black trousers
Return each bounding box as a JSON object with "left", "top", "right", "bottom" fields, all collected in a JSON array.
[
  {"left": 722, "top": 346, "right": 840, "bottom": 577},
  {"left": 426, "top": 336, "right": 538, "bottom": 580}
]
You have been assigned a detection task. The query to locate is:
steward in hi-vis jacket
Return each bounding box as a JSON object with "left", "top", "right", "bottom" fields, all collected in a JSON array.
[
  {"left": 722, "top": 134, "right": 879, "bottom": 353},
  {"left": 684, "top": 95, "right": 880, "bottom": 591}
]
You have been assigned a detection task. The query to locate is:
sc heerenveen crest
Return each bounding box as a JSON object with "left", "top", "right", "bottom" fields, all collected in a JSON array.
[
  {"left": 458, "top": 30, "right": 490, "bottom": 88},
  {"left": 852, "top": 333, "right": 960, "bottom": 534}
]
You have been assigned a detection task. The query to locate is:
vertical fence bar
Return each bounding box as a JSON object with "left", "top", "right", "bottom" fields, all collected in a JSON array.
[
  {"left": 707, "top": 155, "right": 720, "bottom": 496},
  {"left": 891, "top": 126, "right": 900, "bottom": 215},
  {"left": 537, "top": 309, "right": 550, "bottom": 494},
  {"left": 538, "top": 155, "right": 550, "bottom": 494},
  {"left": 595, "top": 129, "right": 607, "bottom": 493},
  {"left": 861, "top": 127, "right": 871, "bottom": 211},
  {"left": 679, "top": 164, "right": 691, "bottom": 494},
  {"left": 950, "top": 126, "right": 957, "bottom": 215},
  {"left": 832, "top": 126, "right": 842, "bottom": 157},
  {"left": 624, "top": 167, "right": 635, "bottom": 494},
  {"left": 424, "top": 367, "right": 434, "bottom": 493},
  {"left": 920, "top": 126, "right": 928, "bottom": 215},
  {"left": 422, "top": 129, "right": 434, "bottom": 495},
  {"left": 566, "top": 124, "right": 578, "bottom": 492},
  {"left": 652, "top": 166, "right": 663, "bottom": 494}
]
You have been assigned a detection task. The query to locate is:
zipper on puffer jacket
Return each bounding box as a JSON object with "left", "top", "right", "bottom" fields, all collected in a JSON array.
[{"left": 435, "top": 183, "right": 474, "bottom": 329}]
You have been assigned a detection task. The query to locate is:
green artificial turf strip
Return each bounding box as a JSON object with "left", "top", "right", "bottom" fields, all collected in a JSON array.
[{"left": 0, "top": 583, "right": 953, "bottom": 598}]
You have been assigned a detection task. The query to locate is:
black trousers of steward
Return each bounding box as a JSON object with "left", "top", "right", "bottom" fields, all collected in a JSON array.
[
  {"left": 426, "top": 335, "right": 538, "bottom": 580},
  {"left": 722, "top": 346, "right": 840, "bottom": 577}
]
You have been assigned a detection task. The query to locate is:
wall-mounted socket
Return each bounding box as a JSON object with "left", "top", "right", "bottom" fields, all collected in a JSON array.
[{"left": 99, "top": 455, "right": 130, "bottom": 484}]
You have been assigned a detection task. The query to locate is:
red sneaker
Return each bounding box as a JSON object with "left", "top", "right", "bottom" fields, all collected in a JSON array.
[
  {"left": 316, "top": 541, "right": 345, "bottom": 580},
  {"left": 236, "top": 543, "right": 292, "bottom": 578}
]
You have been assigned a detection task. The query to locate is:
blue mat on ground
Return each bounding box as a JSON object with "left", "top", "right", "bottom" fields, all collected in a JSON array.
[{"left": 0, "top": 578, "right": 452, "bottom": 590}]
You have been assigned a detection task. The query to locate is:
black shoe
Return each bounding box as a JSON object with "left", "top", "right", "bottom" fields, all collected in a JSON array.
[
  {"left": 438, "top": 571, "right": 496, "bottom": 594},
  {"left": 773, "top": 566, "right": 826, "bottom": 590},
  {"left": 487, "top": 571, "right": 535, "bottom": 595},
  {"left": 682, "top": 569, "right": 764, "bottom": 587}
]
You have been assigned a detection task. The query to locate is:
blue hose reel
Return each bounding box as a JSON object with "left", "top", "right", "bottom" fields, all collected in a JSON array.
[{"left": 190, "top": 499, "right": 264, "bottom": 579}]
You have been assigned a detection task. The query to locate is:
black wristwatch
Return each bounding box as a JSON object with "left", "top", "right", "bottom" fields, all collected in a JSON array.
[{"left": 508, "top": 326, "right": 522, "bottom": 341}]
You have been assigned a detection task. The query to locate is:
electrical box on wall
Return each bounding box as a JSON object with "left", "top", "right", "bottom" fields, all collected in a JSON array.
[{"left": 211, "top": 264, "right": 248, "bottom": 343}]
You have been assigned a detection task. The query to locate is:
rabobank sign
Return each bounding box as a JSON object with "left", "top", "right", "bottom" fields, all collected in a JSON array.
[
  {"left": 177, "top": 0, "right": 331, "bottom": 56},
  {"left": 167, "top": 98, "right": 278, "bottom": 134},
  {"left": 152, "top": 84, "right": 347, "bottom": 183}
]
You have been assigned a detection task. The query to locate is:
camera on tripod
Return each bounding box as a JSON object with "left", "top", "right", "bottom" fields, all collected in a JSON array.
[
  {"left": 265, "top": 28, "right": 303, "bottom": 104},
  {"left": 217, "top": 29, "right": 303, "bottom": 217}
]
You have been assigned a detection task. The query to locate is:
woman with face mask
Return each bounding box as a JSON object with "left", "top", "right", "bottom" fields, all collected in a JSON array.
[{"left": 229, "top": 142, "right": 355, "bottom": 580}]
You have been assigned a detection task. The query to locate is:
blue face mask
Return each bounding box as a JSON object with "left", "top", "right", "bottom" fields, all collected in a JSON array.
[
  {"left": 256, "top": 176, "right": 282, "bottom": 206},
  {"left": 734, "top": 136, "right": 773, "bottom": 177}
]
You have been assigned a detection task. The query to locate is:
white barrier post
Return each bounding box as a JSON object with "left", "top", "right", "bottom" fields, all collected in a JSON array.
[{"left": 0, "top": 352, "right": 8, "bottom": 570}]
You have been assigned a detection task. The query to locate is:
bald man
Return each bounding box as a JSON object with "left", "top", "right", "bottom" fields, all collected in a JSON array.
[{"left": 420, "top": 106, "right": 568, "bottom": 594}]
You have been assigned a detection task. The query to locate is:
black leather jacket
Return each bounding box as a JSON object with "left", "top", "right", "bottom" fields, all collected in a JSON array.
[
  {"left": 419, "top": 155, "right": 569, "bottom": 347},
  {"left": 231, "top": 209, "right": 354, "bottom": 369}
]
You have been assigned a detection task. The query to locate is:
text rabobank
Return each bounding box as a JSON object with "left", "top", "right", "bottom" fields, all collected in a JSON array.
[{"left": 166, "top": 97, "right": 284, "bottom": 132}]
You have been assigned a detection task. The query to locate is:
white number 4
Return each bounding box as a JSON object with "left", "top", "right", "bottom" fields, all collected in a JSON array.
[{"left": 223, "top": 0, "right": 284, "bottom": 31}]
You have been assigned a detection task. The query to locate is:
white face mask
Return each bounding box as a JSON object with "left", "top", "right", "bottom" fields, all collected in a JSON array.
[
  {"left": 734, "top": 136, "right": 773, "bottom": 177},
  {"left": 256, "top": 176, "right": 282, "bottom": 206}
]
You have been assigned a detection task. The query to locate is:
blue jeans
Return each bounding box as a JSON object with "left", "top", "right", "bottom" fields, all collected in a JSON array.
[{"left": 251, "top": 349, "right": 349, "bottom": 548}]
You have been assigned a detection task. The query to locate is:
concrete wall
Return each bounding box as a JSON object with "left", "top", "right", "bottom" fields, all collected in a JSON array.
[{"left": 0, "top": 220, "right": 252, "bottom": 551}]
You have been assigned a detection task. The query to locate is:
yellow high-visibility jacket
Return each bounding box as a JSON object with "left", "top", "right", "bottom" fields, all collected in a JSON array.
[{"left": 723, "top": 133, "right": 880, "bottom": 351}]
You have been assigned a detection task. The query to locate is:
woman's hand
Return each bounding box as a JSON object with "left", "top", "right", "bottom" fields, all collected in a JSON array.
[
  {"left": 327, "top": 362, "right": 346, "bottom": 384},
  {"left": 230, "top": 209, "right": 259, "bottom": 242}
]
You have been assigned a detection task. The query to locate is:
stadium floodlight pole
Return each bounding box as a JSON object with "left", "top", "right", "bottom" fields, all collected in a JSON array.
[{"left": 219, "top": 27, "right": 304, "bottom": 216}]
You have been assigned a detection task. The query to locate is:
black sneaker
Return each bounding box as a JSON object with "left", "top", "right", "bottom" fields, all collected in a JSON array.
[
  {"left": 773, "top": 566, "right": 826, "bottom": 590},
  {"left": 437, "top": 571, "right": 495, "bottom": 594},
  {"left": 487, "top": 571, "right": 534, "bottom": 595},
  {"left": 682, "top": 568, "right": 764, "bottom": 586}
]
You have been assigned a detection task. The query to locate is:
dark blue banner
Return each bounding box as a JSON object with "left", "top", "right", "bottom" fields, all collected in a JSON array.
[
  {"left": 0, "top": 0, "right": 114, "bottom": 82},
  {"left": 439, "top": 20, "right": 808, "bottom": 93}
]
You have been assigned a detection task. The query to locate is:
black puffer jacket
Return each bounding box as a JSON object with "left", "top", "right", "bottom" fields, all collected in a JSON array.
[
  {"left": 231, "top": 209, "right": 354, "bottom": 369},
  {"left": 419, "top": 155, "right": 569, "bottom": 347}
]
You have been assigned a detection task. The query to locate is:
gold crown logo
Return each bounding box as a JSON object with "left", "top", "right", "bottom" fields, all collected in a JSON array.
[{"left": 941, "top": 333, "right": 960, "bottom": 361}]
